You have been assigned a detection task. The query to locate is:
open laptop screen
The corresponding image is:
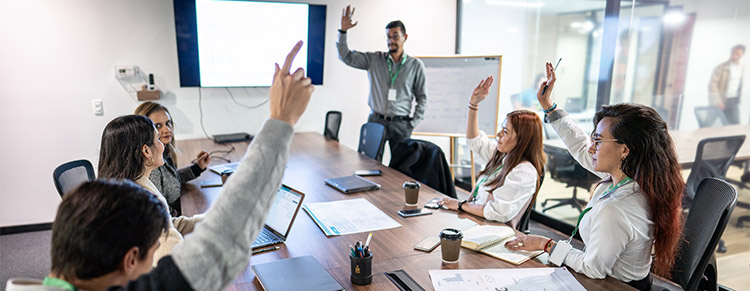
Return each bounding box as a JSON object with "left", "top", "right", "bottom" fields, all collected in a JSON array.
[{"left": 265, "top": 185, "right": 304, "bottom": 237}]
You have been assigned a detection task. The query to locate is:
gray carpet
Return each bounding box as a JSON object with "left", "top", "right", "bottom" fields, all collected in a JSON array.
[{"left": 0, "top": 230, "right": 52, "bottom": 285}]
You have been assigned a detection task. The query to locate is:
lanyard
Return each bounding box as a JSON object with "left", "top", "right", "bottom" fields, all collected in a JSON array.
[
  {"left": 43, "top": 277, "right": 78, "bottom": 291},
  {"left": 568, "top": 177, "right": 633, "bottom": 242},
  {"left": 470, "top": 165, "right": 503, "bottom": 200},
  {"left": 387, "top": 55, "right": 407, "bottom": 87}
]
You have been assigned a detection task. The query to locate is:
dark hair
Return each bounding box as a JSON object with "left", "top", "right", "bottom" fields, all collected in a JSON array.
[
  {"left": 732, "top": 44, "right": 746, "bottom": 53},
  {"left": 50, "top": 179, "right": 169, "bottom": 280},
  {"left": 134, "top": 101, "right": 179, "bottom": 164},
  {"left": 98, "top": 115, "right": 156, "bottom": 180},
  {"left": 593, "top": 103, "right": 684, "bottom": 278},
  {"left": 385, "top": 20, "right": 406, "bottom": 34},
  {"left": 478, "top": 110, "right": 546, "bottom": 203}
]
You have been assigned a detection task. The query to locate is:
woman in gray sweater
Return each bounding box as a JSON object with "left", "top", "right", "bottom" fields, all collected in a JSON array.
[{"left": 135, "top": 102, "right": 210, "bottom": 217}]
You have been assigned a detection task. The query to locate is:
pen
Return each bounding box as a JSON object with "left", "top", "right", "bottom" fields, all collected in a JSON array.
[
  {"left": 541, "top": 58, "right": 562, "bottom": 96},
  {"left": 251, "top": 246, "right": 280, "bottom": 255},
  {"left": 364, "top": 233, "right": 373, "bottom": 256}
]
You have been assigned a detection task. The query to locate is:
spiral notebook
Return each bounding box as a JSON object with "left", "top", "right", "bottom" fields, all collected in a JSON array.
[{"left": 460, "top": 225, "right": 543, "bottom": 265}]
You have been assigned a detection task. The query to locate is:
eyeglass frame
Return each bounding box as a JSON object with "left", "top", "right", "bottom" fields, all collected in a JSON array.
[{"left": 590, "top": 136, "right": 620, "bottom": 150}]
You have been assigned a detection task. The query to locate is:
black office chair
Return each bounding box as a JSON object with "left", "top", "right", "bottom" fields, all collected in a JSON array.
[
  {"left": 357, "top": 122, "right": 387, "bottom": 162},
  {"left": 53, "top": 159, "right": 96, "bottom": 197},
  {"left": 541, "top": 145, "right": 600, "bottom": 213},
  {"left": 682, "top": 135, "right": 744, "bottom": 255},
  {"left": 683, "top": 135, "right": 745, "bottom": 207},
  {"left": 324, "top": 111, "right": 342, "bottom": 141},
  {"left": 694, "top": 106, "right": 728, "bottom": 128},
  {"left": 517, "top": 172, "right": 544, "bottom": 234},
  {"left": 654, "top": 178, "right": 737, "bottom": 291},
  {"left": 389, "top": 139, "right": 456, "bottom": 198}
]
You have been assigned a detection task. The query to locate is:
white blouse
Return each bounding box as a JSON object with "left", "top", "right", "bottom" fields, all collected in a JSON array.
[
  {"left": 548, "top": 113, "right": 654, "bottom": 282},
  {"left": 467, "top": 131, "right": 538, "bottom": 225}
]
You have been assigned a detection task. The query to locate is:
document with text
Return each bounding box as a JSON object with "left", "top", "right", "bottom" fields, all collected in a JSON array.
[
  {"left": 303, "top": 198, "right": 401, "bottom": 236},
  {"left": 429, "top": 267, "right": 585, "bottom": 291}
]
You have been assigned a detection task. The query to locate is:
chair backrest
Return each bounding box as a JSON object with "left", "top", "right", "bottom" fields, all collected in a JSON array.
[
  {"left": 324, "top": 111, "right": 342, "bottom": 141},
  {"left": 389, "top": 139, "right": 457, "bottom": 198},
  {"left": 694, "top": 106, "right": 728, "bottom": 128},
  {"left": 543, "top": 145, "right": 599, "bottom": 188},
  {"left": 684, "top": 135, "right": 745, "bottom": 200},
  {"left": 357, "top": 122, "right": 387, "bottom": 162},
  {"left": 671, "top": 178, "right": 737, "bottom": 291},
  {"left": 53, "top": 159, "right": 96, "bottom": 197},
  {"left": 517, "top": 171, "right": 544, "bottom": 234}
]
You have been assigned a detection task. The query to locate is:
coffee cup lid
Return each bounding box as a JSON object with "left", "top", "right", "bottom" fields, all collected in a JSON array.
[
  {"left": 403, "top": 181, "right": 420, "bottom": 189},
  {"left": 439, "top": 228, "right": 462, "bottom": 240}
]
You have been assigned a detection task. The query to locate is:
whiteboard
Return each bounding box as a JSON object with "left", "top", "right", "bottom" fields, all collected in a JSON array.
[{"left": 413, "top": 56, "right": 501, "bottom": 136}]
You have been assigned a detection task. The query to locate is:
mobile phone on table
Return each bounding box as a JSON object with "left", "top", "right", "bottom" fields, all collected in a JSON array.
[
  {"left": 355, "top": 169, "right": 382, "bottom": 176},
  {"left": 414, "top": 236, "right": 441, "bottom": 252},
  {"left": 398, "top": 208, "right": 432, "bottom": 218},
  {"left": 424, "top": 198, "right": 448, "bottom": 210}
]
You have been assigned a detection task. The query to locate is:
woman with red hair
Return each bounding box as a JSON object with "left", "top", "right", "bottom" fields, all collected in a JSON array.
[
  {"left": 439, "top": 76, "right": 546, "bottom": 229},
  {"left": 507, "top": 63, "right": 684, "bottom": 290}
]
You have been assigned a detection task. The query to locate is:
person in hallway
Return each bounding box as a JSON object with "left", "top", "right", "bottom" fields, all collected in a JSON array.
[
  {"left": 135, "top": 101, "right": 210, "bottom": 217},
  {"left": 438, "top": 76, "right": 545, "bottom": 229},
  {"left": 6, "top": 41, "right": 314, "bottom": 291},
  {"left": 337, "top": 5, "right": 427, "bottom": 152},
  {"left": 505, "top": 62, "right": 684, "bottom": 291},
  {"left": 709, "top": 44, "right": 745, "bottom": 124}
]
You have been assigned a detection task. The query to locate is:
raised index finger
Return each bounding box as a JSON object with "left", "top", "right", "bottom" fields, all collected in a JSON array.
[{"left": 281, "top": 41, "right": 304, "bottom": 74}]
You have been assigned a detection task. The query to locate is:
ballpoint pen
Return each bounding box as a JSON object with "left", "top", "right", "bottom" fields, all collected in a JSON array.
[
  {"left": 541, "top": 58, "right": 562, "bottom": 96},
  {"left": 364, "top": 233, "right": 373, "bottom": 256},
  {"left": 251, "top": 245, "right": 280, "bottom": 255}
]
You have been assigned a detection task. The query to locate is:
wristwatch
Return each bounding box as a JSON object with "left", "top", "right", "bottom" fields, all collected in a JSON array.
[{"left": 457, "top": 200, "right": 468, "bottom": 212}]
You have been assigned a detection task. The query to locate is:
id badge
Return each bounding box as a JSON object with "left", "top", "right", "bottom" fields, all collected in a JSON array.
[
  {"left": 549, "top": 240, "right": 573, "bottom": 266},
  {"left": 387, "top": 88, "right": 397, "bottom": 101}
]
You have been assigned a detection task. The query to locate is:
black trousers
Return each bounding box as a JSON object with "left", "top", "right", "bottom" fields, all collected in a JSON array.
[{"left": 368, "top": 113, "right": 414, "bottom": 153}]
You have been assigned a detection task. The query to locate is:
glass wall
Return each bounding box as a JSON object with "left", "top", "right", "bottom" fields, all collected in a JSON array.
[{"left": 459, "top": 0, "right": 749, "bottom": 289}]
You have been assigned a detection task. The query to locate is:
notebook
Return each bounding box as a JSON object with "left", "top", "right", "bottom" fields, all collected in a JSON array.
[
  {"left": 324, "top": 175, "right": 381, "bottom": 194},
  {"left": 460, "top": 225, "right": 543, "bottom": 265},
  {"left": 209, "top": 162, "right": 240, "bottom": 175},
  {"left": 251, "top": 184, "right": 305, "bottom": 249},
  {"left": 252, "top": 256, "right": 343, "bottom": 291}
]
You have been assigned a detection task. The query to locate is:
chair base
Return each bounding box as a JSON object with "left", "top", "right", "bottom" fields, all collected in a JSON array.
[{"left": 542, "top": 187, "right": 587, "bottom": 213}]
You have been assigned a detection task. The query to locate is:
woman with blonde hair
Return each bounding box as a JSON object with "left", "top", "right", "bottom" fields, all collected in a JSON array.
[
  {"left": 439, "top": 76, "right": 546, "bottom": 228},
  {"left": 135, "top": 102, "right": 210, "bottom": 216}
]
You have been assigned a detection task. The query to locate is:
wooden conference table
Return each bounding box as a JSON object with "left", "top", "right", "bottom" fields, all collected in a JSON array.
[
  {"left": 544, "top": 124, "right": 750, "bottom": 168},
  {"left": 177, "top": 133, "right": 633, "bottom": 290}
]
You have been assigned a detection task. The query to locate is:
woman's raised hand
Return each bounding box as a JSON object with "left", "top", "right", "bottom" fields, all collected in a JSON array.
[{"left": 470, "top": 76, "right": 494, "bottom": 106}]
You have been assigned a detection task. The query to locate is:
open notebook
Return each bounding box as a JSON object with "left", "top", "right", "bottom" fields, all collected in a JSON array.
[{"left": 461, "top": 225, "right": 543, "bottom": 265}]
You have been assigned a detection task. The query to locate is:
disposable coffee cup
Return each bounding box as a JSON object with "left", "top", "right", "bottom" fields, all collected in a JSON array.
[
  {"left": 403, "top": 181, "right": 420, "bottom": 206},
  {"left": 350, "top": 254, "right": 373, "bottom": 285},
  {"left": 221, "top": 172, "right": 231, "bottom": 184},
  {"left": 439, "top": 228, "right": 463, "bottom": 263}
]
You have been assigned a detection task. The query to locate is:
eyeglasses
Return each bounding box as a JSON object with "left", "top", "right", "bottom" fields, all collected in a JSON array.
[
  {"left": 384, "top": 34, "right": 402, "bottom": 40},
  {"left": 590, "top": 137, "right": 619, "bottom": 150}
]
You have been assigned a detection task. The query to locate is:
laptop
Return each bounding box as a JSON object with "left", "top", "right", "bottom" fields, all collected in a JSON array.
[
  {"left": 324, "top": 175, "right": 381, "bottom": 194},
  {"left": 209, "top": 162, "right": 240, "bottom": 175},
  {"left": 251, "top": 184, "right": 305, "bottom": 249}
]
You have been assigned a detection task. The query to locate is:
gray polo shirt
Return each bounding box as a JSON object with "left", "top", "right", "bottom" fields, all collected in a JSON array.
[{"left": 337, "top": 32, "right": 428, "bottom": 127}]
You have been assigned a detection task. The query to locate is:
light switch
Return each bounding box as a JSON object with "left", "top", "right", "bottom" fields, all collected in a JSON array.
[{"left": 92, "top": 99, "right": 104, "bottom": 115}]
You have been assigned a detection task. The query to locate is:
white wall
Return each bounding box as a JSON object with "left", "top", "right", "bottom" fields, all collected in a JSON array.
[{"left": 0, "top": 0, "right": 456, "bottom": 227}]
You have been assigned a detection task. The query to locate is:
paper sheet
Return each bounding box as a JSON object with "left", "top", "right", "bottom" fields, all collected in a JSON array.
[
  {"left": 429, "top": 267, "right": 586, "bottom": 291},
  {"left": 303, "top": 198, "right": 401, "bottom": 236}
]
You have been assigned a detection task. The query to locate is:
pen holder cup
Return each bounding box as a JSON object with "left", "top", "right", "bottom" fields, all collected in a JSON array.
[{"left": 350, "top": 254, "right": 373, "bottom": 285}]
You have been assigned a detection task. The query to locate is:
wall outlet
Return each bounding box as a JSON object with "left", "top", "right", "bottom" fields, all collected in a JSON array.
[{"left": 92, "top": 99, "right": 104, "bottom": 115}]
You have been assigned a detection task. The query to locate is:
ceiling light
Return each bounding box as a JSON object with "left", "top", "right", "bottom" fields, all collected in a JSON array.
[{"left": 485, "top": 0, "right": 545, "bottom": 8}]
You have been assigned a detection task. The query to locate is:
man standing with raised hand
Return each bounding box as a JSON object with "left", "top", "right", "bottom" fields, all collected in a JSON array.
[{"left": 337, "top": 5, "right": 428, "bottom": 153}]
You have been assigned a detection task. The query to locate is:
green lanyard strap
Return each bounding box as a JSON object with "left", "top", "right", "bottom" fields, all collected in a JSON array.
[
  {"left": 470, "top": 165, "right": 503, "bottom": 200},
  {"left": 387, "top": 55, "right": 407, "bottom": 87},
  {"left": 568, "top": 177, "right": 633, "bottom": 241},
  {"left": 43, "top": 277, "right": 78, "bottom": 291}
]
